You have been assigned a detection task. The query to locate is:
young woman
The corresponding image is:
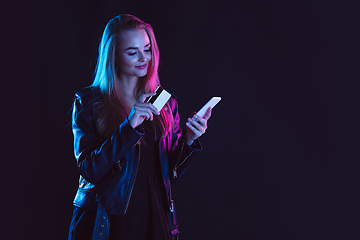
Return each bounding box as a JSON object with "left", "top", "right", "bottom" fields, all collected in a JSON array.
[{"left": 68, "top": 14, "right": 212, "bottom": 240}]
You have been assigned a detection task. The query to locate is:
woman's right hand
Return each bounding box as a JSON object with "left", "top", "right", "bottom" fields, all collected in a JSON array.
[{"left": 128, "top": 92, "right": 160, "bottom": 129}]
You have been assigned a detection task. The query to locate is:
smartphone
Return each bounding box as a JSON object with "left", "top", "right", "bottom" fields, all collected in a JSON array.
[
  {"left": 195, "top": 97, "right": 221, "bottom": 118},
  {"left": 146, "top": 86, "right": 171, "bottom": 111}
]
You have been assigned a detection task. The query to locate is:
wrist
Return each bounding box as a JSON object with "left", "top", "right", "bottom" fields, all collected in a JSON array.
[
  {"left": 127, "top": 117, "right": 135, "bottom": 129},
  {"left": 185, "top": 139, "right": 194, "bottom": 146},
  {"left": 183, "top": 130, "right": 192, "bottom": 146}
]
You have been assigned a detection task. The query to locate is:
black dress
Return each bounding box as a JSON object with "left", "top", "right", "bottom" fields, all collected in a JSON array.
[
  {"left": 69, "top": 121, "right": 171, "bottom": 240},
  {"left": 107, "top": 121, "right": 171, "bottom": 240}
]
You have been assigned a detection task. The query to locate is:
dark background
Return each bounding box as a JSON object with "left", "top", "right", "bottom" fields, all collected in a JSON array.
[{"left": 4, "top": 0, "right": 359, "bottom": 239}]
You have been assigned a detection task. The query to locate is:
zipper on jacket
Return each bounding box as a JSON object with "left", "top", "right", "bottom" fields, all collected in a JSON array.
[
  {"left": 173, "top": 143, "right": 194, "bottom": 178},
  {"left": 124, "top": 142, "right": 141, "bottom": 213},
  {"left": 170, "top": 199, "right": 175, "bottom": 212}
]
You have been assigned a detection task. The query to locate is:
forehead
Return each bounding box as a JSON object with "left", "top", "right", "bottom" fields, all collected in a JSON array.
[{"left": 118, "top": 29, "right": 150, "bottom": 50}]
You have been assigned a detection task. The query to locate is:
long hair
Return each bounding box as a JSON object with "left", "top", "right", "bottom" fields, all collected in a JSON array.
[{"left": 91, "top": 14, "right": 172, "bottom": 139}]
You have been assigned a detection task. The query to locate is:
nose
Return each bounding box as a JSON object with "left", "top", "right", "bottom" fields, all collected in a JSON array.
[{"left": 138, "top": 51, "right": 147, "bottom": 62}]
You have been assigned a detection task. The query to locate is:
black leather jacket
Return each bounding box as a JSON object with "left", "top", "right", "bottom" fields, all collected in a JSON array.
[{"left": 71, "top": 87, "right": 201, "bottom": 239}]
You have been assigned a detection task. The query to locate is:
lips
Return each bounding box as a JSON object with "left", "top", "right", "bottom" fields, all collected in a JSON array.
[{"left": 135, "top": 64, "right": 147, "bottom": 69}]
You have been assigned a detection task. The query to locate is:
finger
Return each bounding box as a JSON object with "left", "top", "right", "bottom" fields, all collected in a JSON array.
[
  {"left": 138, "top": 92, "right": 157, "bottom": 103},
  {"left": 145, "top": 111, "right": 152, "bottom": 121},
  {"left": 193, "top": 115, "right": 206, "bottom": 126},
  {"left": 186, "top": 121, "right": 201, "bottom": 135},
  {"left": 188, "top": 118, "right": 205, "bottom": 132},
  {"left": 135, "top": 102, "right": 160, "bottom": 115},
  {"left": 148, "top": 103, "right": 160, "bottom": 115},
  {"left": 144, "top": 107, "right": 154, "bottom": 121},
  {"left": 133, "top": 104, "right": 153, "bottom": 120},
  {"left": 139, "top": 108, "right": 154, "bottom": 121},
  {"left": 186, "top": 121, "right": 205, "bottom": 140},
  {"left": 202, "top": 107, "right": 212, "bottom": 121}
]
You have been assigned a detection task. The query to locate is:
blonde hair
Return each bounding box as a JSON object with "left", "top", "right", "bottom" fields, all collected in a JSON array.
[{"left": 91, "top": 14, "right": 172, "bottom": 138}]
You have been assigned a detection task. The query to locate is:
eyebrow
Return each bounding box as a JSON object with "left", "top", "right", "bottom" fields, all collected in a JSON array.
[{"left": 125, "top": 43, "right": 151, "bottom": 51}]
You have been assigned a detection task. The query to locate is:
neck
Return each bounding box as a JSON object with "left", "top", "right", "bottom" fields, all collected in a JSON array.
[
  {"left": 115, "top": 75, "right": 140, "bottom": 110},
  {"left": 116, "top": 75, "right": 138, "bottom": 98}
]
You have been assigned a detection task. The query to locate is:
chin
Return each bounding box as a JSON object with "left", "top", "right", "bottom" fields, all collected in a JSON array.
[{"left": 136, "top": 69, "right": 148, "bottom": 78}]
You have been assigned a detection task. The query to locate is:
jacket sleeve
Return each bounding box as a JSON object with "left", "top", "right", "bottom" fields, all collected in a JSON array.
[
  {"left": 167, "top": 97, "right": 202, "bottom": 182},
  {"left": 72, "top": 92, "right": 143, "bottom": 184}
]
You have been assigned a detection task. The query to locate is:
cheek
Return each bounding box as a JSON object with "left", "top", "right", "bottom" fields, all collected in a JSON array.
[
  {"left": 121, "top": 57, "right": 137, "bottom": 67},
  {"left": 118, "top": 58, "right": 135, "bottom": 73},
  {"left": 146, "top": 52, "right": 152, "bottom": 61}
]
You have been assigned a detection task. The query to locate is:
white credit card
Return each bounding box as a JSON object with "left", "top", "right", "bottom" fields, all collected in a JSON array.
[
  {"left": 195, "top": 97, "right": 221, "bottom": 118},
  {"left": 146, "top": 87, "right": 171, "bottom": 111}
]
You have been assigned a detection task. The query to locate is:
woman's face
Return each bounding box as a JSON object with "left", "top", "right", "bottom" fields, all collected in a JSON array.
[{"left": 116, "top": 29, "right": 152, "bottom": 80}]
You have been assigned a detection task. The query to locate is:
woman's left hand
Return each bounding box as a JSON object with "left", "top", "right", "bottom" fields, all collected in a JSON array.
[{"left": 184, "top": 107, "right": 212, "bottom": 146}]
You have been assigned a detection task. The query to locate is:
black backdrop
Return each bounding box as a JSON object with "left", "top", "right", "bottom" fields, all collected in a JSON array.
[{"left": 5, "top": 0, "right": 359, "bottom": 239}]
